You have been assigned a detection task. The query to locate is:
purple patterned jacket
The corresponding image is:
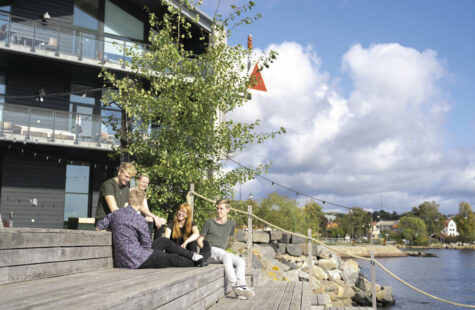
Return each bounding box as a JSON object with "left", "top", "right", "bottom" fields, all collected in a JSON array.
[{"left": 97, "top": 205, "right": 153, "bottom": 269}]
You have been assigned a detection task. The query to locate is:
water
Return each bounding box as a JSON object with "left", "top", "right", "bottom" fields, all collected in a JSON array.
[{"left": 358, "top": 249, "right": 475, "bottom": 309}]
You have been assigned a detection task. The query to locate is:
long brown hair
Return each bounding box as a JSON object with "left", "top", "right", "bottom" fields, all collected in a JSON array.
[{"left": 171, "top": 203, "right": 193, "bottom": 240}]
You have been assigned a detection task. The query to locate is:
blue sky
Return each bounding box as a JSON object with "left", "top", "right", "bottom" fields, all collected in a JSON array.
[{"left": 200, "top": 1, "right": 475, "bottom": 214}]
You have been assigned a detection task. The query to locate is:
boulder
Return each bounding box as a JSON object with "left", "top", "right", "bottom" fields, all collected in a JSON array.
[
  {"left": 235, "top": 230, "right": 248, "bottom": 242},
  {"left": 302, "top": 265, "right": 328, "bottom": 280},
  {"left": 253, "top": 231, "right": 270, "bottom": 243},
  {"left": 301, "top": 243, "right": 320, "bottom": 256},
  {"left": 286, "top": 244, "right": 303, "bottom": 256},
  {"left": 291, "top": 234, "right": 307, "bottom": 244},
  {"left": 251, "top": 252, "right": 263, "bottom": 269},
  {"left": 318, "top": 258, "right": 338, "bottom": 270},
  {"left": 269, "top": 230, "right": 283, "bottom": 241},
  {"left": 275, "top": 243, "right": 286, "bottom": 254},
  {"left": 230, "top": 241, "right": 246, "bottom": 254},
  {"left": 279, "top": 232, "right": 291, "bottom": 243},
  {"left": 282, "top": 269, "right": 299, "bottom": 282},
  {"left": 265, "top": 259, "right": 291, "bottom": 273},
  {"left": 352, "top": 289, "right": 372, "bottom": 306},
  {"left": 316, "top": 245, "right": 331, "bottom": 259},
  {"left": 376, "top": 286, "right": 395, "bottom": 305},
  {"left": 254, "top": 244, "right": 276, "bottom": 260},
  {"left": 341, "top": 260, "right": 359, "bottom": 286},
  {"left": 326, "top": 269, "right": 342, "bottom": 281},
  {"left": 329, "top": 253, "right": 342, "bottom": 269}
]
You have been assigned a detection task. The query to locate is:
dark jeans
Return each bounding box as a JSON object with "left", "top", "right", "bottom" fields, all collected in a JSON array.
[
  {"left": 139, "top": 237, "right": 195, "bottom": 269},
  {"left": 147, "top": 222, "right": 165, "bottom": 240}
]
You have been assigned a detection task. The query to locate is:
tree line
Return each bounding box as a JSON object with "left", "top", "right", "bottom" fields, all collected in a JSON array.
[{"left": 226, "top": 193, "right": 475, "bottom": 245}]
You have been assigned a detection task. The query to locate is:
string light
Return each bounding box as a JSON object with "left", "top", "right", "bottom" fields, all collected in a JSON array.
[{"left": 226, "top": 155, "right": 353, "bottom": 210}]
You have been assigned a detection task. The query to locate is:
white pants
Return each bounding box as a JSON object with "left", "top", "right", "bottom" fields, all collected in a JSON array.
[{"left": 210, "top": 246, "right": 247, "bottom": 287}]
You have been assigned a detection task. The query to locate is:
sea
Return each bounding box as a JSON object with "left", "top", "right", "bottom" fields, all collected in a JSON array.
[{"left": 358, "top": 249, "right": 475, "bottom": 309}]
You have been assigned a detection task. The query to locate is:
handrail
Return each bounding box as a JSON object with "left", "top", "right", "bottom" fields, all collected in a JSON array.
[{"left": 191, "top": 189, "right": 475, "bottom": 308}]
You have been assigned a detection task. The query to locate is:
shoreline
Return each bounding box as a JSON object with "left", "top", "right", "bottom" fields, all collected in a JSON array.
[
  {"left": 328, "top": 245, "right": 407, "bottom": 258},
  {"left": 397, "top": 243, "right": 475, "bottom": 250}
]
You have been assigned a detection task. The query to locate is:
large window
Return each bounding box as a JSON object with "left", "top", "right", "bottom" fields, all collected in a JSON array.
[
  {"left": 0, "top": 74, "right": 5, "bottom": 103},
  {"left": 70, "top": 84, "right": 96, "bottom": 141},
  {"left": 101, "top": 90, "right": 121, "bottom": 144},
  {"left": 73, "top": 0, "right": 99, "bottom": 31},
  {"left": 64, "top": 164, "right": 90, "bottom": 221}
]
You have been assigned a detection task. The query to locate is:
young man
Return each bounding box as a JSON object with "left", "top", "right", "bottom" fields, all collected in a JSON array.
[
  {"left": 198, "top": 199, "right": 255, "bottom": 300},
  {"left": 95, "top": 162, "right": 137, "bottom": 225},
  {"left": 97, "top": 188, "right": 204, "bottom": 269}
]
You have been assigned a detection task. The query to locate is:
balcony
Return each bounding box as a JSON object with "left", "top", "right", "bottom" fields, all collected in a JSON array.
[
  {"left": 0, "top": 12, "right": 148, "bottom": 71},
  {"left": 0, "top": 102, "right": 120, "bottom": 150}
]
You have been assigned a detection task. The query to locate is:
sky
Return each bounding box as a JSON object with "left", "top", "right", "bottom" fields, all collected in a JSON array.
[{"left": 200, "top": 0, "right": 475, "bottom": 215}]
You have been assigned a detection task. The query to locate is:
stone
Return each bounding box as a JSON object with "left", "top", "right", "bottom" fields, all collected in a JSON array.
[
  {"left": 279, "top": 232, "right": 291, "bottom": 243},
  {"left": 254, "top": 244, "right": 276, "bottom": 260},
  {"left": 291, "top": 234, "right": 307, "bottom": 244},
  {"left": 316, "top": 245, "right": 331, "bottom": 259},
  {"left": 343, "top": 259, "right": 360, "bottom": 272},
  {"left": 251, "top": 252, "right": 263, "bottom": 269},
  {"left": 230, "top": 241, "right": 246, "bottom": 254},
  {"left": 341, "top": 260, "right": 359, "bottom": 286},
  {"left": 301, "top": 242, "right": 320, "bottom": 256},
  {"left": 275, "top": 243, "right": 286, "bottom": 254},
  {"left": 318, "top": 258, "right": 338, "bottom": 270},
  {"left": 302, "top": 264, "right": 328, "bottom": 280},
  {"left": 235, "top": 230, "right": 248, "bottom": 242},
  {"left": 326, "top": 269, "right": 342, "bottom": 281},
  {"left": 286, "top": 244, "right": 303, "bottom": 256},
  {"left": 265, "top": 259, "right": 291, "bottom": 273},
  {"left": 376, "top": 286, "right": 395, "bottom": 305},
  {"left": 329, "top": 253, "right": 342, "bottom": 269},
  {"left": 282, "top": 269, "right": 299, "bottom": 282},
  {"left": 352, "top": 289, "right": 372, "bottom": 306},
  {"left": 253, "top": 231, "right": 270, "bottom": 243},
  {"left": 269, "top": 230, "right": 283, "bottom": 241}
]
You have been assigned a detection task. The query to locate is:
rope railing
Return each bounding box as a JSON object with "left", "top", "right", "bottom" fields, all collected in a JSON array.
[{"left": 190, "top": 189, "right": 475, "bottom": 308}]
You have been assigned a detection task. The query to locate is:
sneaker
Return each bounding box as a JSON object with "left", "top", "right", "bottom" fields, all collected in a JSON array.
[
  {"left": 233, "top": 286, "right": 255, "bottom": 300},
  {"left": 192, "top": 253, "right": 203, "bottom": 262}
]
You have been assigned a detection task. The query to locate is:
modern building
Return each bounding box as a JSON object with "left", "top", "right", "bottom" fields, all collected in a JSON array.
[{"left": 0, "top": 0, "right": 211, "bottom": 228}]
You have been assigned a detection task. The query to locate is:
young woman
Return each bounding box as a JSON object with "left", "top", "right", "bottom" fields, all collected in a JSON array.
[
  {"left": 164, "top": 203, "right": 200, "bottom": 252},
  {"left": 135, "top": 173, "right": 166, "bottom": 238}
]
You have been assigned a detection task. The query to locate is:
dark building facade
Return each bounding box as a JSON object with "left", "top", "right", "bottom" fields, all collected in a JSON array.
[{"left": 0, "top": 0, "right": 211, "bottom": 228}]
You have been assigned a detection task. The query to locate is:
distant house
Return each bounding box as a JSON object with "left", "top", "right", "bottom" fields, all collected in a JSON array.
[
  {"left": 441, "top": 219, "right": 459, "bottom": 237},
  {"left": 372, "top": 221, "right": 380, "bottom": 239},
  {"left": 326, "top": 222, "right": 339, "bottom": 230},
  {"left": 376, "top": 220, "right": 400, "bottom": 236},
  {"left": 325, "top": 214, "right": 336, "bottom": 222}
]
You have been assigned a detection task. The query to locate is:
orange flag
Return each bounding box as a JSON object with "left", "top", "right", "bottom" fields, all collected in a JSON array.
[{"left": 249, "top": 63, "right": 267, "bottom": 92}]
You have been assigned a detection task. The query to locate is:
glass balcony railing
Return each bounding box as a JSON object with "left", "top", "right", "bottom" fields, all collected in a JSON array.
[
  {"left": 0, "top": 102, "right": 120, "bottom": 148},
  {"left": 0, "top": 12, "right": 148, "bottom": 67}
]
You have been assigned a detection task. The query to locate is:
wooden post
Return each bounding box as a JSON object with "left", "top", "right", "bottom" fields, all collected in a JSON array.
[
  {"left": 247, "top": 196, "right": 253, "bottom": 268},
  {"left": 370, "top": 251, "right": 377, "bottom": 310},
  {"left": 189, "top": 183, "right": 194, "bottom": 215},
  {"left": 307, "top": 228, "right": 312, "bottom": 289}
]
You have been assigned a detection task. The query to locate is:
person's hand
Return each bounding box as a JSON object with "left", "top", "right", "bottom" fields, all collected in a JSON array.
[
  {"left": 181, "top": 242, "right": 188, "bottom": 249},
  {"left": 197, "top": 238, "right": 204, "bottom": 248},
  {"left": 154, "top": 216, "right": 166, "bottom": 228}
]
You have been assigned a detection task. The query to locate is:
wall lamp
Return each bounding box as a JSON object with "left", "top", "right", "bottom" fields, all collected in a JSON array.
[
  {"left": 42, "top": 11, "right": 51, "bottom": 23},
  {"left": 36, "top": 88, "right": 46, "bottom": 102}
]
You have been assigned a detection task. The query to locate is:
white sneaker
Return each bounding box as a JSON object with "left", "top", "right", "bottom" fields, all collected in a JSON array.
[{"left": 234, "top": 286, "right": 255, "bottom": 300}]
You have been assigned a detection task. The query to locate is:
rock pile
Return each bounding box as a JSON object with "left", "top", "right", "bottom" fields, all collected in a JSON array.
[{"left": 232, "top": 229, "right": 395, "bottom": 307}]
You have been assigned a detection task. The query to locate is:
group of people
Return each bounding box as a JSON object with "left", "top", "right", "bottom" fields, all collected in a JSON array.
[{"left": 94, "top": 162, "right": 255, "bottom": 300}]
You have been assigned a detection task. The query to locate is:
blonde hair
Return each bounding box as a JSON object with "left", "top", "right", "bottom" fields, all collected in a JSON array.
[
  {"left": 172, "top": 203, "right": 193, "bottom": 240},
  {"left": 129, "top": 188, "right": 145, "bottom": 207},
  {"left": 216, "top": 199, "right": 231, "bottom": 209},
  {"left": 136, "top": 173, "right": 149, "bottom": 181},
  {"left": 119, "top": 162, "right": 137, "bottom": 177}
]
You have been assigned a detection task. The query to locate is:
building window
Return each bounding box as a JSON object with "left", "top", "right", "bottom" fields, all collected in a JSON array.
[
  {"left": 0, "top": 74, "right": 5, "bottom": 103},
  {"left": 70, "top": 84, "right": 96, "bottom": 141},
  {"left": 73, "top": 0, "right": 99, "bottom": 31},
  {"left": 64, "top": 164, "right": 90, "bottom": 221},
  {"left": 104, "top": 0, "right": 143, "bottom": 40},
  {"left": 101, "top": 90, "right": 121, "bottom": 143},
  {"left": 0, "top": 0, "right": 10, "bottom": 13}
]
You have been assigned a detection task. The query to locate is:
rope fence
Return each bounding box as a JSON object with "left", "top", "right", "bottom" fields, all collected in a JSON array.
[{"left": 190, "top": 189, "right": 475, "bottom": 309}]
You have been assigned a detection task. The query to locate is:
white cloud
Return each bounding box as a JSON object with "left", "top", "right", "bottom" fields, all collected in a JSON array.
[{"left": 229, "top": 41, "right": 475, "bottom": 214}]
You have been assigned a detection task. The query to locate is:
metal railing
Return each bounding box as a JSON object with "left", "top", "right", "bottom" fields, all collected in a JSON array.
[
  {"left": 0, "top": 12, "right": 148, "bottom": 67},
  {"left": 0, "top": 102, "right": 120, "bottom": 147}
]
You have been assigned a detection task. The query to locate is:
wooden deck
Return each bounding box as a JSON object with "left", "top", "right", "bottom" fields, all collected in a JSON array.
[{"left": 209, "top": 280, "right": 373, "bottom": 310}]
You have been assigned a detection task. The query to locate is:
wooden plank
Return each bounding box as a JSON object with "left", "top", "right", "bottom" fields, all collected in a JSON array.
[
  {"left": 0, "top": 268, "right": 177, "bottom": 309},
  {"left": 42, "top": 266, "right": 223, "bottom": 309},
  {"left": 189, "top": 287, "right": 228, "bottom": 310},
  {"left": 0, "top": 257, "right": 113, "bottom": 285},
  {"left": 0, "top": 229, "right": 112, "bottom": 249},
  {"left": 0, "top": 246, "right": 112, "bottom": 267},
  {"left": 289, "top": 281, "right": 302, "bottom": 310},
  {"left": 266, "top": 281, "right": 289, "bottom": 310},
  {"left": 277, "top": 281, "right": 296, "bottom": 310},
  {"left": 249, "top": 280, "right": 279, "bottom": 310},
  {"left": 301, "top": 282, "right": 311, "bottom": 310}
]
